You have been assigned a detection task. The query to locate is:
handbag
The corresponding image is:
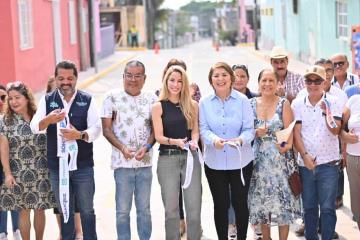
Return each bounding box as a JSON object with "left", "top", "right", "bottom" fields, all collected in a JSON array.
[
  {"left": 284, "top": 151, "right": 303, "bottom": 199},
  {"left": 288, "top": 169, "right": 303, "bottom": 198}
]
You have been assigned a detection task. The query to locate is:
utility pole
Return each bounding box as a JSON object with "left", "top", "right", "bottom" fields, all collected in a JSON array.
[
  {"left": 77, "top": 0, "right": 87, "bottom": 70},
  {"left": 89, "top": 0, "right": 98, "bottom": 73},
  {"left": 253, "top": 0, "right": 259, "bottom": 50}
]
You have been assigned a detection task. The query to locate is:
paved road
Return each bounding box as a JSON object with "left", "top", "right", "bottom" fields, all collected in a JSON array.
[{"left": 32, "top": 40, "right": 359, "bottom": 239}]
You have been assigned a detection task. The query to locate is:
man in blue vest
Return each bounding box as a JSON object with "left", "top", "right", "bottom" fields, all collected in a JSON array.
[{"left": 30, "top": 60, "right": 101, "bottom": 240}]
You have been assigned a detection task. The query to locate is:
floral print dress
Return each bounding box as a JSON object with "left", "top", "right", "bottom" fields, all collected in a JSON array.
[
  {"left": 0, "top": 114, "right": 55, "bottom": 211},
  {"left": 248, "top": 98, "right": 300, "bottom": 225}
]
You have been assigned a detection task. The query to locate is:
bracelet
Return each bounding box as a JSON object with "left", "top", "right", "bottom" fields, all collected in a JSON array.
[
  {"left": 167, "top": 138, "right": 171, "bottom": 145},
  {"left": 144, "top": 143, "right": 152, "bottom": 152}
]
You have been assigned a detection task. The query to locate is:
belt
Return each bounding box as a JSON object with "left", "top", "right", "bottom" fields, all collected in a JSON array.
[
  {"left": 327, "top": 160, "right": 340, "bottom": 166},
  {"left": 159, "top": 149, "right": 187, "bottom": 156}
]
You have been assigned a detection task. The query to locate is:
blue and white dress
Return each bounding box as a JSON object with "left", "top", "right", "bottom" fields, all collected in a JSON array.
[{"left": 248, "top": 98, "right": 301, "bottom": 225}]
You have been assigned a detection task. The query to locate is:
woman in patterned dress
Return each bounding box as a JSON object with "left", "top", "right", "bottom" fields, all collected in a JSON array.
[
  {"left": 0, "top": 82, "right": 54, "bottom": 240},
  {"left": 248, "top": 70, "right": 300, "bottom": 240}
]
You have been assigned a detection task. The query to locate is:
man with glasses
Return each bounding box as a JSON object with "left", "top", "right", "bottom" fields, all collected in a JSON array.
[
  {"left": 270, "top": 46, "right": 305, "bottom": 103},
  {"left": 101, "top": 60, "right": 156, "bottom": 240},
  {"left": 331, "top": 53, "right": 359, "bottom": 90},
  {"left": 30, "top": 60, "right": 101, "bottom": 240},
  {"left": 292, "top": 65, "right": 342, "bottom": 240}
]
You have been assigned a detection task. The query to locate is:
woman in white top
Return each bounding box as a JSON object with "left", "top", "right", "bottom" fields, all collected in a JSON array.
[{"left": 341, "top": 94, "right": 360, "bottom": 230}]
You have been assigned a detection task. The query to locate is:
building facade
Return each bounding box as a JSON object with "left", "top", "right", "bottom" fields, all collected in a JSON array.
[
  {"left": 0, "top": 0, "right": 92, "bottom": 92},
  {"left": 259, "top": 0, "right": 360, "bottom": 70}
]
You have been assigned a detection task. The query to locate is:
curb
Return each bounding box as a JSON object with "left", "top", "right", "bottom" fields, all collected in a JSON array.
[
  {"left": 116, "top": 47, "right": 147, "bottom": 51},
  {"left": 78, "top": 54, "right": 137, "bottom": 90}
]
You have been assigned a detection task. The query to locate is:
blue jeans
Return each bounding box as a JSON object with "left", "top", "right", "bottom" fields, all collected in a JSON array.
[
  {"left": 0, "top": 211, "right": 19, "bottom": 234},
  {"left": 300, "top": 163, "right": 339, "bottom": 240},
  {"left": 50, "top": 167, "right": 97, "bottom": 240},
  {"left": 114, "top": 167, "right": 152, "bottom": 240},
  {"left": 337, "top": 168, "right": 344, "bottom": 199}
]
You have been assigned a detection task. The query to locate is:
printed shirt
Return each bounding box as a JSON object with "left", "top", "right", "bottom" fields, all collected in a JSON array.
[
  {"left": 101, "top": 89, "right": 157, "bottom": 169},
  {"left": 284, "top": 70, "right": 305, "bottom": 98},
  {"left": 291, "top": 93, "right": 342, "bottom": 166}
]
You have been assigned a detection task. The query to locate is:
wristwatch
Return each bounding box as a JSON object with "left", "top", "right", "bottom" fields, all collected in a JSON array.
[{"left": 80, "top": 131, "right": 86, "bottom": 140}]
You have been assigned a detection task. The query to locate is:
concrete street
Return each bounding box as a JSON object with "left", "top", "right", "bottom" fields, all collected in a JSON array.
[{"left": 29, "top": 40, "right": 359, "bottom": 239}]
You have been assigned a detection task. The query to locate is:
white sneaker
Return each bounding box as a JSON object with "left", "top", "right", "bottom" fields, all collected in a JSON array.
[
  {"left": 0, "top": 232, "right": 8, "bottom": 240},
  {"left": 228, "top": 224, "right": 237, "bottom": 239},
  {"left": 12, "top": 230, "right": 21, "bottom": 240}
]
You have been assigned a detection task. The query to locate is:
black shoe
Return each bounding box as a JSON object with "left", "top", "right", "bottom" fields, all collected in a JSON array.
[{"left": 295, "top": 224, "right": 305, "bottom": 237}]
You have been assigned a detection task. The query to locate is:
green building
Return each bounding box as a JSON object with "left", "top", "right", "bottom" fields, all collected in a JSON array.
[{"left": 259, "top": 0, "right": 360, "bottom": 71}]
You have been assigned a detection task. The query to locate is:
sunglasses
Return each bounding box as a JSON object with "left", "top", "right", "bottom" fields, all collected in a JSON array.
[
  {"left": 305, "top": 78, "right": 323, "bottom": 85},
  {"left": 333, "top": 61, "right": 345, "bottom": 68},
  {"left": 0, "top": 95, "right": 6, "bottom": 101},
  {"left": 232, "top": 64, "right": 248, "bottom": 71},
  {"left": 6, "top": 81, "right": 24, "bottom": 90}
]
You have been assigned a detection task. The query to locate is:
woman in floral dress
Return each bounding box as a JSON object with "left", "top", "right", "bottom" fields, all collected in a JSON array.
[
  {"left": 0, "top": 82, "right": 55, "bottom": 240},
  {"left": 248, "top": 70, "right": 300, "bottom": 240}
]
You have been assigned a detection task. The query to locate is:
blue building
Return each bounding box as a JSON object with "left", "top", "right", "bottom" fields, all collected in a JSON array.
[{"left": 259, "top": 0, "right": 360, "bottom": 70}]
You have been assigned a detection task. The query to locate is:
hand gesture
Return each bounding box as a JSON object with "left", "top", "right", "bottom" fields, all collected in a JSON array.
[
  {"left": 5, "top": 173, "right": 17, "bottom": 189},
  {"left": 47, "top": 109, "right": 66, "bottom": 124},
  {"left": 134, "top": 147, "right": 147, "bottom": 161},
  {"left": 173, "top": 137, "right": 187, "bottom": 149},
  {"left": 59, "top": 124, "right": 80, "bottom": 141},
  {"left": 188, "top": 140, "right": 199, "bottom": 151},
  {"left": 275, "top": 142, "right": 288, "bottom": 154},
  {"left": 276, "top": 81, "right": 286, "bottom": 97},
  {"left": 214, "top": 138, "right": 225, "bottom": 150},
  {"left": 256, "top": 123, "right": 268, "bottom": 137},
  {"left": 122, "top": 146, "right": 136, "bottom": 160},
  {"left": 303, "top": 154, "right": 316, "bottom": 170}
]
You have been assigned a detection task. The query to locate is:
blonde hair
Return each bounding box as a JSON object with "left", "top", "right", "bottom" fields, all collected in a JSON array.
[{"left": 159, "top": 66, "right": 196, "bottom": 129}]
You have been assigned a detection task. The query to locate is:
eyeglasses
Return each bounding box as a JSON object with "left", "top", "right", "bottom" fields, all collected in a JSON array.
[
  {"left": 232, "top": 64, "right": 248, "bottom": 71},
  {"left": 305, "top": 78, "right": 323, "bottom": 85},
  {"left": 333, "top": 61, "right": 345, "bottom": 68},
  {"left": 0, "top": 95, "right": 6, "bottom": 101},
  {"left": 124, "top": 73, "right": 144, "bottom": 81}
]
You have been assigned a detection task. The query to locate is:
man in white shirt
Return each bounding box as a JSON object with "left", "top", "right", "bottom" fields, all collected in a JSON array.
[
  {"left": 331, "top": 53, "right": 360, "bottom": 90},
  {"left": 292, "top": 65, "right": 342, "bottom": 240},
  {"left": 101, "top": 60, "right": 156, "bottom": 240},
  {"left": 30, "top": 60, "right": 101, "bottom": 240}
]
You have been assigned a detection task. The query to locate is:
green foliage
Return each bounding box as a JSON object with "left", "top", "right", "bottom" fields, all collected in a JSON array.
[{"left": 174, "top": 11, "right": 193, "bottom": 37}]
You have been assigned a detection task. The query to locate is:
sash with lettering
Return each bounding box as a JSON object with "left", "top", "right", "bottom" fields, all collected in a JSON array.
[{"left": 57, "top": 115, "right": 78, "bottom": 223}]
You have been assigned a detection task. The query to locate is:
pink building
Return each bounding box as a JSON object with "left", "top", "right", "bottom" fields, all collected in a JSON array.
[
  {"left": 0, "top": 0, "right": 91, "bottom": 92},
  {"left": 238, "top": 0, "right": 255, "bottom": 43}
]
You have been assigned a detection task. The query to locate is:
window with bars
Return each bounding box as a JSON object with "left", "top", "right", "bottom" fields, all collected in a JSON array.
[
  {"left": 336, "top": 1, "right": 348, "bottom": 38},
  {"left": 18, "top": 0, "right": 33, "bottom": 50}
]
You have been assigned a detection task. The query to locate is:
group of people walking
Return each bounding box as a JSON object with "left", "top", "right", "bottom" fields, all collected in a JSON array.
[{"left": 0, "top": 45, "right": 359, "bottom": 240}]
